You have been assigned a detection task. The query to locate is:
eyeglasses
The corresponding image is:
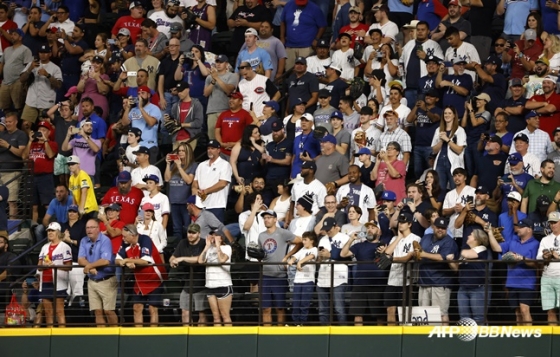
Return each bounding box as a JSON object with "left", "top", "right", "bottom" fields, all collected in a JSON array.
[
  {"left": 237, "top": 65, "right": 249, "bottom": 70},
  {"left": 495, "top": 43, "right": 505, "bottom": 47}
]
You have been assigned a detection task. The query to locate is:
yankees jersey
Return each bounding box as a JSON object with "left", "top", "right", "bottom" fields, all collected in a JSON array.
[
  {"left": 442, "top": 185, "right": 477, "bottom": 239},
  {"left": 351, "top": 124, "right": 381, "bottom": 165},
  {"left": 336, "top": 183, "right": 376, "bottom": 224},
  {"left": 444, "top": 41, "right": 481, "bottom": 82},
  {"left": 387, "top": 233, "right": 421, "bottom": 286},
  {"left": 122, "top": 55, "right": 160, "bottom": 89},
  {"left": 331, "top": 48, "right": 360, "bottom": 81},
  {"left": 291, "top": 178, "right": 327, "bottom": 216},
  {"left": 238, "top": 74, "right": 278, "bottom": 117},
  {"left": 317, "top": 233, "right": 350, "bottom": 288},
  {"left": 306, "top": 55, "right": 331, "bottom": 90}
]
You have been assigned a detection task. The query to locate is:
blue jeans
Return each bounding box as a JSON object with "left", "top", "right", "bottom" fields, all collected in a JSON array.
[
  {"left": 171, "top": 203, "right": 190, "bottom": 238},
  {"left": 404, "top": 88, "right": 418, "bottom": 110},
  {"left": 316, "top": 285, "right": 347, "bottom": 325},
  {"left": 225, "top": 222, "right": 241, "bottom": 241},
  {"left": 207, "top": 208, "right": 225, "bottom": 223},
  {"left": 414, "top": 146, "right": 433, "bottom": 179},
  {"left": 436, "top": 155, "right": 455, "bottom": 192},
  {"left": 464, "top": 143, "right": 480, "bottom": 178},
  {"left": 311, "top": 0, "right": 329, "bottom": 22},
  {"left": 292, "top": 282, "right": 315, "bottom": 324},
  {"left": 458, "top": 286, "right": 490, "bottom": 323}
]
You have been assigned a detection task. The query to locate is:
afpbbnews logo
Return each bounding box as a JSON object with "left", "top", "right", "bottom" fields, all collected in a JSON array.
[{"left": 428, "top": 318, "right": 543, "bottom": 342}]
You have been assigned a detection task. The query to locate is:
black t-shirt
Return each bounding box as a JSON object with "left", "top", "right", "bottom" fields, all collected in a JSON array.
[
  {"left": 62, "top": 219, "right": 87, "bottom": 262},
  {"left": 402, "top": 200, "right": 431, "bottom": 237},
  {"left": 467, "top": 0, "right": 496, "bottom": 37},
  {"left": 462, "top": 206, "right": 498, "bottom": 245},
  {"left": 476, "top": 152, "right": 507, "bottom": 193},
  {"left": 482, "top": 73, "right": 507, "bottom": 113},
  {"left": 285, "top": 72, "right": 320, "bottom": 109},
  {"left": 499, "top": 96, "right": 527, "bottom": 134},
  {"left": 325, "top": 78, "right": 349, "bottom": 109},
  {"left": 360, "top": 162, "right": 375, "bottom": 188},
  {"left": 229, "top": 5, "right": 271, "bottom": 52},
  {"left": 159, "top": 55, "right": 181, "bottom": 91},
  {"left": 173, "top": 239, "right": 206, "bottom": 292},
  {"left": 0, "top": 185, "right": 7, "bottom": 231},
  {"left": 22, "top": 21, "right": 46, "bottom": 55},
  {"left": 53, "top": 114, "right": 78, "bottom": 156}
]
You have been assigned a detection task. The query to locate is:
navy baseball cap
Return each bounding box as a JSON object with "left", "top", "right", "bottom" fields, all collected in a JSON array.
[
  {"left": 513, "top": 133, "right": 529, "bottom": 143},
  {"left": 508, "top": 152, "right": 523, "bottom": 165},
  {"left": 475, "top": 186, "right": 490, "bottom": 195},
  {"left": 354, "top": 147, "right": 371, "bottom": 156},
  {"left": 517, "top": 218, "right": 533, "bottom": 229},
  {"left": 434, "top": 217, "right": 448, "bottom": 229},
  {"left": 317, "top": 39, "right": 329, "bottom": 48},
  {"left": 322, "top": 217, "right": 337, "bottom": 231},
  {"left": 207, "top": 140, "right": 220, "bottom": 148},
  {"left": 301, "top": 161, "right": 317, "bottom": 170},
  {"left": 295, "top": 56, "right": 307, "bottom": 65},
  {"left": 398, "top": 212, "right": 413, "bottom": 223},
  {"left": 320, "top": 134, "right": 337, "bottom": 144},
  {"left": 215, "top": 54, "right": 228, "bottom": 63},
  {"left": 271, "top": 119, "right": 284, "bottom": 132},
  {"left": 117, "top": 171, "right": 131, "bottom": 183},
  {"left": 133, "top": 146, "right": 150, "bottom": 155},
  {"left": 142, "top": 174, "right": 160, "bottom": 183}
]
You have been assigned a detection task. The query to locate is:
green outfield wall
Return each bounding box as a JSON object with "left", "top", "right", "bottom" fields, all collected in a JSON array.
[{"left": 2, "top": 326, "right": 559, "bottom": 357}]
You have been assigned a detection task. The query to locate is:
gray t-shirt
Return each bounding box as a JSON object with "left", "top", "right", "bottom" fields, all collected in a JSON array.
[
  {"left": 258, "top": 227, "right": 296, "bottom": 277},
  {"left": 2, "top": 44, "right": 33, "bottom": 84},
  {"left": 0, "top": 129, "right": 29, "bottom": 170},
  {"left": 168, "top": 163, "right": 198, "bottom": 204},
  {"left": 22, "top": 61, "right": 63, "bottom": 108},
  {"left": 313, "top": 106, "right": 335, "bottom": 133},
  {"left": 343, "top": 111, "right": 360, "bottom": 133},
  {"left": 205, "top": 72, "right": 239, "bottom": 114},
  {"left": 195, "top": 209, "right": 226, "bottom": 238},
  {"left": 334, "top": 129, "right": 351, "bottom": 159},
  {"left": 315, "top": 151, "right": 349, "bottom": 185}
]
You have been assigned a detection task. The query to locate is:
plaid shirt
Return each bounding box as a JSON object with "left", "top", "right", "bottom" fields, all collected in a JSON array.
[
  {"left": 511, "top": 128, "right": 553, "bottom": 162},
  {"left": 376, "top": 127, "right": 412, "bottom": 162}
]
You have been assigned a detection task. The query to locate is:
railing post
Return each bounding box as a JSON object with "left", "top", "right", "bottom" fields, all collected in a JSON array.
[
  {"left": 53, "top": 267, "right": 58, "bottom": 327},
  {"left": 329, "top": 260, "right": 334, "bottom": 325},
  {"left": 258, "top": 262, "right": 263, "bottom": 326},
  {"left": 189, "top": 264, "right": 194, "bottom": 326}
]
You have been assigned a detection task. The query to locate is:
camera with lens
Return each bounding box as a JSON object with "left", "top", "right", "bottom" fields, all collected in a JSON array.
[
  {"left": 184, "top": 51, "right": 195, "bottom": 60},
  {"left": 183, "top": 8, "right": 198, "bottom": 30},
  {"left": 33, "top": 131, "right": 43, "bottom": 141},
  {"left": 376, "top": 51, "right": 384, "bottom": 59},
  {"left": 128, "top": 96, "right": 139, "bottom": 108}
]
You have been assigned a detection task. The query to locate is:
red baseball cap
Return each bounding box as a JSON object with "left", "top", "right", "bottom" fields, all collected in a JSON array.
[
  {"left": 38, "top": 121, "right": 54, "bottom": 131},
  {"left": 138, "top": 86, "right": 151, "bottom": 94},
  {"left": 229, "top": 91, "right": 243, "bottom": 99}
]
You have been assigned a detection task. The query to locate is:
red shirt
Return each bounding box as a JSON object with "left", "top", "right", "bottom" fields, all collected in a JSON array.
[
  {"left": 111, "top": 16, "right": 143, "bottom": 43},
  {"left": 339, "top": 23, "right": 370, "bottom": 48},
  {"left": 509, "top": 41, "right": 543, "bottom": 80},
  {"left": 29, "top": 141, "right": 58, "bottom": 174},
  {"left": 100, "top": 219, "right": 126, "bottom": 255},
  {"left": 215, "top": 109, "right": 253, "bottom": 155},
  {"left": 376, "top": 159, "right": 407, "bottom": 203},
  {"left": 101, "top": 187, "right": 144, "bottom": 224},
  {"left": 529, "top": 92, "right": 560, "bottom": 139},
  {"left": 117, "top": 234, "right": 167, "bottom": 295},
  {"left": 42, "top": 243, "right": 59, "bottom": 283},
  {"left": 176, "top": 101, "right": 192, "bottom": 141},
  {"left": 105, "top": 124, "right": 118, "bottom": 151},
  {"left": 0, "top": 20, "right": 17, "bottom": 53}
]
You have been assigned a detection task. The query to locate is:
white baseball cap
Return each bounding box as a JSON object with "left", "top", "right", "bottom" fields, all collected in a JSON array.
[
  {"left": 47, "top": 222, "right": 62, "bottom": 231},
  {"left": 507, "top": 191, "right": 522, "bottom": 202},
  {"left": 67, "top": 155, "right": 80, "bottom": 165}
]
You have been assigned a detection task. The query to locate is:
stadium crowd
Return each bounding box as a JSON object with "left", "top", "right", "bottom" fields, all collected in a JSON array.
[{"left": 2, "top": 0, "right": 560, "bottom": 328}]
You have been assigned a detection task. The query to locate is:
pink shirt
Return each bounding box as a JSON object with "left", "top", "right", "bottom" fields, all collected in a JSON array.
[{"left": 376, "top": 159, "right": 406, "bottom": 203}]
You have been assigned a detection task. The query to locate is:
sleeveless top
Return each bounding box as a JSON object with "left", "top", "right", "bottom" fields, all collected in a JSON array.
[
  {"left": 188, "top": 4, "right": 212, "bottom": 51},
  {"left": 274, "top": 196, "right": 291, "bottom": 221},
  {"left": 237, "top": 146, "right": 263, "bottom": 183}
]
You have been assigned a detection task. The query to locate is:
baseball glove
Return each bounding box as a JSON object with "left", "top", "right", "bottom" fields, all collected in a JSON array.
[
  {"left": 354, "top": 130, "right": 366, "bottom": 147},
  {"left": 501, "top": 251, "right": 518, "bottom": 263},
  {"left": 492, "top": 226, "right": 505, "bottom": 243},
  {"left": 348, "top": 76, "right": 366, "bottom": 100},
  {"left": 163, "top": 118, "right": 182, "bottom": 136},
  {"left": 325, "top": 182, "right": 337, "bottom": 195},
  {"left": 353, "top": 41, "right": 364, "bottom": 61},
  {"left": 374, "top": 253, "right": 392, "bottom": 270},
  {"left": 464, "top": 211, "right": 477, "bottom": 225},
  {"left": 413, "top": 241, "right": 423, "bottom": 260},
  {"left": 246, "top": 242, "right": 266, "bottom": 260}
]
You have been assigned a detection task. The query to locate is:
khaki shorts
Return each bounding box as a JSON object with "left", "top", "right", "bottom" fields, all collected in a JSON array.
[
  {"left": 207, "top": 112, "right": 219, "bottom": 140},
  {"left": 54, "top": 154, "right": 70, "bottom": 175},
  {"left": 21, "top": 104, "right": 42, "bottom": 123},
  {"left": 418, "top": 286, "right": 451, "bottom": 315},
  {"left": 0, "top": 171, "right": 21, "bottom": 201},
  {"left": 87, "top": 276, "right": 117, "bottom": 311},
  {"left": 0, "top": 81, "right": 24, "bottom": 110}
]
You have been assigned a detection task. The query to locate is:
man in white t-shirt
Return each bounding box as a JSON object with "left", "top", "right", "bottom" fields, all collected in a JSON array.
[
  {"left": 139, "top": 175, "right": 170, "bottom": 229},
  {"left": 366, "top": 5, "right": 398, "bottom": 45},
  {"left": 192, "top": 140, "right": 232, "bottom": 222},
  {"left": 336, "top": 165, "right": 376, "bottom": 224},
  {"left": 287, "top": 161, "right": 327, "bottom": 226},
  {"left": 316, "top": 217, "right": 350, "bottom": 325},
  {"left": 121, "top": 128, "right": 142, "bottom": 172},
  {"left": 537, "top": 212, "right": 560, "bottom": 323},
  {"left": 350, "top": 106, "right": 382, "bottom": 164},
  {"left": 442, "top": 167, "right": 476, "bottom": 241},
  {"left": 383, "top": 212, "right": 421, "bottom": 324},
  {"left": 130, "top": 146, "right": 163, "bottom": 189}
]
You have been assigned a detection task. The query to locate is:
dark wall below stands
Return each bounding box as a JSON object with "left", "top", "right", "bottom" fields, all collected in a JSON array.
[{"left": 2, "top": 326, "right": 560, "bottom": 357}]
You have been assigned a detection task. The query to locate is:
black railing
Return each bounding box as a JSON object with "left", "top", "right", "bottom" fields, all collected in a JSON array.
[{"left": 1, "top": 259, "right": 555, "bottom": 327}]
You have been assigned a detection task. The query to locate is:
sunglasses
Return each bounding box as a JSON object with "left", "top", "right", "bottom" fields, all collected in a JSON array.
[
  {"left": 237, "top": 65, "right": 250, "bottom": 70},
  {"left": 495, "top": 43, "right": 505, "bottom": 47},
  {"left": 89, "top": 243, "right": 94, "bottom": 256}
]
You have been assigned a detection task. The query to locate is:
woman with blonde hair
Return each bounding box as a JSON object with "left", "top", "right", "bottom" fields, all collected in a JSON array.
[
  {"left": 540, "top": 35, "right": 560, "bottom": 75},
  {"left": 38, "top": 222, "right": 73, "bottom": 327},
  {"left": 431, "top": 106, "right": 467, "bottom": 191},
  {"left": 164, "top": 142, "right": 198, "bottom": 238}
]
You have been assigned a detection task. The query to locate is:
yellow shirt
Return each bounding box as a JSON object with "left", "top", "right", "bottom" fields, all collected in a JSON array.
[{"left": 69, "top": 170, "right": 98, "bottom": 213}]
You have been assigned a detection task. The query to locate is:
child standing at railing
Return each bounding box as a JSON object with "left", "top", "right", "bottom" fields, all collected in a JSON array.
[{"left": 287, "top": 231, "right": 318, "bottom": 326}]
